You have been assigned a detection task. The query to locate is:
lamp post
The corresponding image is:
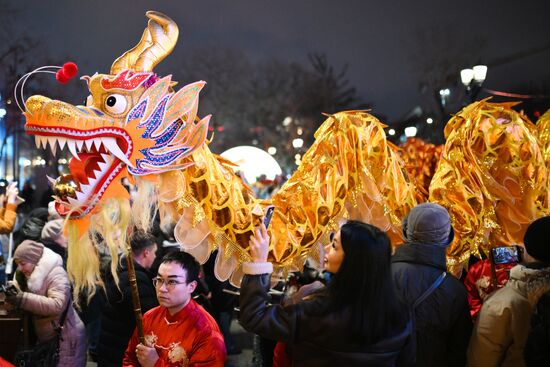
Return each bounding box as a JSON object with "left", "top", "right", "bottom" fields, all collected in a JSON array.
[{"left": 460, "top": 65, "right": 488, "bottom": 103}]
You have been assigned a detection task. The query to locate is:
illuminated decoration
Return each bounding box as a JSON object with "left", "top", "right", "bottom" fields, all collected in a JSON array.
[
  {"left": 537, "top": 109, "right": 550, "bottom": 212},
  {"left": 536, "top": 109, "right": 550, "bottom": 169},
  {"left": 429, "top": 100, "right": 549, "bottom": 267},
  {"left": 20, "top": 11, "right": 417, "bottom": 298},
  {"left": 404, "top": 126, "right": 417, "bottom": 137},
  {"left": 220, "top": 146, "right": 282, "bottom": 184},
  {"left": 399, "top": 138, "right": 443, "bottom": 203}
]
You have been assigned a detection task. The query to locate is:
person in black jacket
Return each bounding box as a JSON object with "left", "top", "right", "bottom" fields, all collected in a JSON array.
[
  {"left": 240, "top": 220, "right": 414, "bottom": 367},
  {"left": 96, "top": 231, "right": 159, "bottom": 367},
  {"left": 391, "top": 202, "right": 472, "bottom": 367}
]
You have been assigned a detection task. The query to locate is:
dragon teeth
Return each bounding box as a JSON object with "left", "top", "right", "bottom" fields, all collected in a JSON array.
[
  {"left": 93, "top": 139, "right": 102, "bottom": 151},
  {"left": 85, "top": 140, "right": 94, "bottom": 151},
  {"left": 46, "top": 175, "right": 57, "bottom": 186},
  {"left": 97, "top": 154, "right": 111, "bottom": 172},
  {"left": 58, "top": 138, "right": 67, "bottom": 150},
  {"left": 47, "top": 137, "right": 57, "bottom": 156},
  {"left": 67, "top": 140, "right": 80, "bottom": 160},
  {"left": 66, "top": 196, "right": 80, "bottom": 208},
  {"left": 101, "top": 137, "right": 133, "bottom": 167},
  {"left": 38, "top": 136, "right": 48, "bottom": 149}
]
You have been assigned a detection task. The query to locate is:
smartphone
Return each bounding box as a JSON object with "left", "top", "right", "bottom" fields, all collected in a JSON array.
[
  {"left": 263, "top": 206, "right": 275, "bottom": 229},
  {"left": 491, "top": 246, "right": 520, "bottom": 265}
]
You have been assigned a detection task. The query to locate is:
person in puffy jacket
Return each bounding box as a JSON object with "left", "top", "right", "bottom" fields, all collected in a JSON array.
[
  {"left": 468, "top": 216, "right": 550, "bottom": 367},
  {"left": 240, "top": 220, "right": 414, "bottom": 367},
  {"left": 6, "top": 240, "right": 87, "bottom": 367}
]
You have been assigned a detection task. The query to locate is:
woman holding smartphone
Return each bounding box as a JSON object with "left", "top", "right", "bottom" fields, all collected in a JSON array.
[{"left": 239, "top": 220, "right": 414, "bottom": 367}]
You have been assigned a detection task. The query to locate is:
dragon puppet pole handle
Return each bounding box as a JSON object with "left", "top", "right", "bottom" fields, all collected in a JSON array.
[{"left": 125, "top": 245, "right": 145, "bottom": 344}]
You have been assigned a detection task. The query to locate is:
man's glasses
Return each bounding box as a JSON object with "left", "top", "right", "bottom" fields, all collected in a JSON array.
[{"left": 153, "top": 277, "right": 186, "bottom": 289}]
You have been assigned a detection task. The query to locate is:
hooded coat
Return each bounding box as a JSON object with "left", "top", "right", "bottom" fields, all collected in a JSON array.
[
  {"left": 13, "top": 247, "right": 87, "bottom": 367},
  {"left": 468, "top": 265, "right": 550, "bottom": 367}
]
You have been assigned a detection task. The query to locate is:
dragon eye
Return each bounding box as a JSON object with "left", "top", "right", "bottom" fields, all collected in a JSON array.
[{"left": 104, "top": 94, "right": 128, "bottom": 114}]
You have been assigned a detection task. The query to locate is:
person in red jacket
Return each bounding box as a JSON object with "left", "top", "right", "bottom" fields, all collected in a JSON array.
[{"left": 123, "top": 251, "right": 226, "bottom": 367}]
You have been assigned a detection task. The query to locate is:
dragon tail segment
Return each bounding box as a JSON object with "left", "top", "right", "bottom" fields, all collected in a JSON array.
[
  {"left": 270, "top": 111, "right": 417, "bottom": 267},
  {"left": 159, "top": 111, "right": 417, "bottom": 286},
  {"left": 429, "top": 100, "right": 550, "bottom": 266}
]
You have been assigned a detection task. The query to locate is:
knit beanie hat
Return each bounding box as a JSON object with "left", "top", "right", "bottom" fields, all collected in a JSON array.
[
  {"left": 14, "top": 240, "right": 44, "bottom": 265},
  {"left": 402, "top": 203, "right": 454, "bottom": 246},
  {"left": 524, "top": 216, "right": 550, "bottom": 263},
  {"left": 41, "top": 219, "right": 64, "bottom": 242}
]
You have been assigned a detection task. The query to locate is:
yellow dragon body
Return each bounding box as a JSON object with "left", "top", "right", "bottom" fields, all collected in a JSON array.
[
  {"left": 21, "top": 12, "right": 417, "bottom": 298},
  {"left": 20, "top": 12, "right": 549, "bottom": 299}
]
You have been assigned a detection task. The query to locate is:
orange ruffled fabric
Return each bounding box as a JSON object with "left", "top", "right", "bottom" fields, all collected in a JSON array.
[
  {"left": 400, "top": 138, "right": 444, "bottom": 203},
  {"left": 429, "top": 100, "right": 550, "bottom": 266}
]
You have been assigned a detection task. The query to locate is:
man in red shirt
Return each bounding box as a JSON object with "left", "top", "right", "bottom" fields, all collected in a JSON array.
[{"left": 123, "top": 251, "right": 226, "bottom": 367}]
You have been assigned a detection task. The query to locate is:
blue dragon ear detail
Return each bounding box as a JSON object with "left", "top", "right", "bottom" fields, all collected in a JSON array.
[
  {"left": 126, "top": 80, "right": 208, "bottom": 176},
  {"left": 126, "top": 99, "right": 148, "bottom": 123}
]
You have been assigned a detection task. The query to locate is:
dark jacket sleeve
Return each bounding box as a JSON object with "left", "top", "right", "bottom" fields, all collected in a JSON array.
[
  {"left": 127, "top": 270, "right": 158, "bottom": 313},
  {"left": 447, "top": 291, "right": 473, "bottom": 367},
  {"left": 239, "top": 273, "right": 299, "bottom": 344}
]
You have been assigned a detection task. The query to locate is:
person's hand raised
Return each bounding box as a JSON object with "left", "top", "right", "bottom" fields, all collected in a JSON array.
[
  {"left": 249, "top": 223, "right": 270, "bottom": 263},
  {"left": 6, "top": 183, "right": 19, "bottom": 205}
]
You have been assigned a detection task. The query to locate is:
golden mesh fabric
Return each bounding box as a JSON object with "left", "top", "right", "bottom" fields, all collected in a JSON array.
[
  {"left": 158, "top": 111, "right": 417, "bottom": 283},
  {"left": 400, "top": 138, "right": 444, "bottom": 203},
  {"left": 537, "top": 109, "right": 550, "bottom": 169},
  {"left": 429, "top": 100, "right": 550, "bottom": 265}
]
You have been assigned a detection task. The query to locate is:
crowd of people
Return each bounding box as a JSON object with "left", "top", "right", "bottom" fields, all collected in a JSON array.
[{"left": 0, "top": 182, "right": 549, "bottom": 367}]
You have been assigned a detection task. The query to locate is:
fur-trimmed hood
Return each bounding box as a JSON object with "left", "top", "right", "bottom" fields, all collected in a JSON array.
[
  {"left": 24, "top": 246, "right": 63, "bottom": 293},
  {"left": 508, "top": 264, "right": 550, "bottom": 305}
]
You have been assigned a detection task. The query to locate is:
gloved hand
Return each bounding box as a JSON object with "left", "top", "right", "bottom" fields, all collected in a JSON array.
[{"left": 3, "top": 283, "right": 23, "bottom": 308}]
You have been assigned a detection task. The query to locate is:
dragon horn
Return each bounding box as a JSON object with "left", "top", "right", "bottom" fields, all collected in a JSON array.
[
  {"left": 110, "top": 11, "right": 179, "bottom": 74},
  {"left": 134, "top": 11, "right": 179, "bottom": 72}
]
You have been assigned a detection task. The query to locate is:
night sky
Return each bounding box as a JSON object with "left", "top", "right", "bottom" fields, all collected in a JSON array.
[{"left": 7, "top": 0, "right": 550, "bottom": 121}]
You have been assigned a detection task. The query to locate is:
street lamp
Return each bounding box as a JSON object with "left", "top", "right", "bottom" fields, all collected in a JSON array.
[
  {"left": 404, "top": 126, "right": 417, "bottom": 137},
  {"left": 460, "top": 65, "right": 487, "bottom": 102},
  {"left": 292, "top": 138, "right": 304, "bottom": 149}
]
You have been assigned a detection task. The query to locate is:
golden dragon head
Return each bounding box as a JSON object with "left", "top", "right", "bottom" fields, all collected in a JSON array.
[{"left": 22, "top": 11, "right": 209, "bottom": 221}]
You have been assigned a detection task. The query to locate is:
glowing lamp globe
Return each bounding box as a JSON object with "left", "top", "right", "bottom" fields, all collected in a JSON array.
[{"left": 221, "top": 146, "right": 283, "bottom": 183}]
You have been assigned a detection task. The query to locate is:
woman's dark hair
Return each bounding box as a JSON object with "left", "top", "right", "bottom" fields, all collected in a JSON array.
[{"left": 326, "top": 220, "right": 407, "bottom": 343}]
